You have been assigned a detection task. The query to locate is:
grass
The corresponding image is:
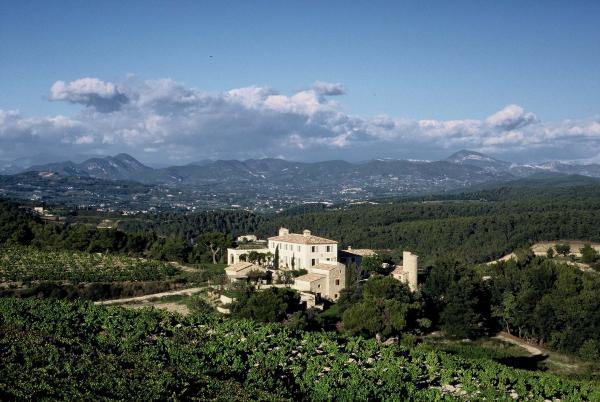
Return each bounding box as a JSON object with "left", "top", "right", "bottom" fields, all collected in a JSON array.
[{"left": 421, "top": 334, "right": 600, "bottom": 381}]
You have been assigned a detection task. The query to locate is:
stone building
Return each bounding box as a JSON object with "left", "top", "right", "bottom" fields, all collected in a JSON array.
[
  {"left": 225, "top": 261, "right": 265, "bottom": 282},
  {"left": 390, "top": 251, "right": 419, "bottom": 292},
  {"left": 267, "top": 228, "right": 337, "bottom": 270},
  {"left": 338, "top": 246, "right": 377, "bottom": 267},
  {"left": 292, "top": 261, "right": 346, "bottom": 302}
]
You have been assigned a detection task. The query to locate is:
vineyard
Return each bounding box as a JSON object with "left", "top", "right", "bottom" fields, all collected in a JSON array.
[
  {"left": 1, "top": 297, "right": 599, "bottom": 401},
  {"left": 0, "top": 246, "right": 180, "bottom": 283}
]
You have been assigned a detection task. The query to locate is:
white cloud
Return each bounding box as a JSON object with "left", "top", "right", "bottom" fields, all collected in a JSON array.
[
  {"left": 312, "top": 81, "right": 346, "bottom": 96},
  {"left": 485, "top": 104, "right": 538, "bottom": 130},
  {"left": 50, "top": 77, "right": 128, "bottom": 112},
  {"left": 0, "top": 76, "right": 599, "bottom": 163}
]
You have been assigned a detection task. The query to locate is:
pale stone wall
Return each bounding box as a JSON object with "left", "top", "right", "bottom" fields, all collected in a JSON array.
[
  {"left": 403, "top": 251, "right": 418, "bottom": 292},
  {"left": 268, "top": 237, "right": 337, "bottom": 270},
  {"left": 226, "top": 247, "right": 269, "bottom": 265},
  {"left": 310, "top": 262, "right": 346, "bottom": 300}
]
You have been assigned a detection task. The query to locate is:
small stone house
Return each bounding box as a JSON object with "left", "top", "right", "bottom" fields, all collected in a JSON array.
[
  {"left": 225, "top": 261, "right": 265, "bottom": 282},
  {"left": 293, "top": 261, "right": 346, "bottom": 302}
]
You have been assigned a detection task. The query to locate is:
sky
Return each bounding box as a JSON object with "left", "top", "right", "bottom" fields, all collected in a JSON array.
[{"left": 1, "top": 0, "right": 599, "bottom": 165}]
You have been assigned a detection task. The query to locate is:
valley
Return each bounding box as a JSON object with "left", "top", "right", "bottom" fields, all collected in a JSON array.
[{"left": 2, "top": 150, "right": 600, "bottom": 212}]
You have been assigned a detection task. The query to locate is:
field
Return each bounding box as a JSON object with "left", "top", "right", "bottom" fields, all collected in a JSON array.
[
  {"left": 0, "top": 246, "right": 180, "bottom": 283},
  {"left": 531, "top": 241, "right": 600, "bottom": 257},
  {"left": 422, "top": 333, "right": 599, "bottom": 381},
  {"left": 2, "top": 297, "right": 600, "bottom": 401}
]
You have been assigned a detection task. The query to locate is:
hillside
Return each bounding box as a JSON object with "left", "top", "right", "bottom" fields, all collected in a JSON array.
[
  {"left": 1, "top": 297, "right": 599, "bottom": 400},
  {"left": 1, "top": 152, "right": 599, "bottom": 211}
]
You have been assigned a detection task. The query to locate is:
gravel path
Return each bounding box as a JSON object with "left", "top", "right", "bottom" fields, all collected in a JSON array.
[
  {"left": 494, "top": 332, "right": 544, "bottom": 356},
  {"left": 94, "top": 287, "right": 205, "bottom": 305}
]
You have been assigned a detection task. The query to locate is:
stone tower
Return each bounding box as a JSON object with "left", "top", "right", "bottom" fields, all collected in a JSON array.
[{"left": 403, "top": 251, "right": 418, "bottom": 292}]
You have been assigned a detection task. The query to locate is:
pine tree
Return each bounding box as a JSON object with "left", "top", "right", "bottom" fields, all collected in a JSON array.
[{"left": 274, "top": 246, "right": 279, "bottom": 270}]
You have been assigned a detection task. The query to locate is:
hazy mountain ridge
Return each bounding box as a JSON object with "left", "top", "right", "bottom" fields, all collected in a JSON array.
[
  {"left": 2, "top": 151, "right": 600, "bottom": 211},
  {"left": 26, "top": 154, "right": 154, "bottom": 181},
  {"left": 9, "top": 150, "right": 600, "bottom": 184}
]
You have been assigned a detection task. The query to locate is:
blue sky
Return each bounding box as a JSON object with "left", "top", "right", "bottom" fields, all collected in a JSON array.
[{"left": 1, "top": 1, "right": 599, "bottom": 164}]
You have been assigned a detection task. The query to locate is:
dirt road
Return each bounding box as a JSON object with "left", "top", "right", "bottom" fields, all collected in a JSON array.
[
  {"left": 95, "top": 286, "right": 205, "bottom": 305},
  {"left": 494, "top": 332, "right": 544, "bottom": 356}
]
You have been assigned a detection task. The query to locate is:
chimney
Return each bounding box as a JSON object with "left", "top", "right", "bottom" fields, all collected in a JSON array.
[
  {"left": 303, "top": 229, "right": 311, "bottom": 237},
  {"left": 279, "top": 227, "right": 289, "bottom": 236}
]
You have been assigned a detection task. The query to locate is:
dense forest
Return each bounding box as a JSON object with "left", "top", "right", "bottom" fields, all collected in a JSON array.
[
  {"left": 260, "top": 185, "right": 600, "bottom": 264},
  {"left": 3, "top": 184, "right": 600, "bottom": 265},
  {"left": 0, "top": 200, "right": 236, "bottom": 264}
]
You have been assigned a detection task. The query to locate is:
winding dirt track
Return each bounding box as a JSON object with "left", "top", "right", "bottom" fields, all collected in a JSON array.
[
  {"left": 94, "top": 287, "right": 205, "bottom": 305},
  {"left": 494, "top": 332, "right": 544, "bottom": 356}
]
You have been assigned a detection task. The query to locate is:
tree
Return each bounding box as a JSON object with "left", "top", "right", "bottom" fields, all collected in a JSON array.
[
  {"left": 284, "top": 308, "right": 323, "bottom": 331},
  {"left": 276, "top": 270, "right": 295, "bottom": 284},
  {"left": 339, "top": 276, "right": 422, "bottom": 338},
  {"left": 161, "top": 235, "right": 190, "bottom": 262},
  {"left": 362, "top": 275, "right": 412, "bottom": 302},
  {"left": 439, "top": 270, "right": 491, "bottom": 339},
  {"left": 194, "top": 232, "right": 229, "bottom": 264},
  {"left": 440, "top": 281, "right": 482, "bottom": 339},
  {"left": 546, "top": 247, "right": 555, "bottom": 259},
  {"left": 342, "top": 299, "right": 414, "bottom": 338},
  {"left": 264, "top": 251, "right": 274, "bottom": 267},
  {"left": 492, "top": 291, "right": 517, "bottom": 334},
  {"left": 273, "top": 246, "right": 280, "bottom": 270},
  {"left": 232, "top": 287, "right": 302, "bottom": 323},
  {"left": 555, "top": 243, "right": 571, "bottom": 257},
  {"left": 247, "top": 251, "right": 266, "bottom": 265},
  {"left": 580, "top": 244, "right": 598, "bottom": 263},
  {"left": 361, "top": 255, "right": 385, "bottom": 276},
  {"left": 337, "top": 282, "right": 365, "bottom": 315}
]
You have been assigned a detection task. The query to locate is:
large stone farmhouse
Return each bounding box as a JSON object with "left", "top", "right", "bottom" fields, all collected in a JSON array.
[
  {"left": 226, "top": 227, "right": 419, "bottom": 304},
  {"left": 268, "top": 227, "right": 338, "bottom": 270}
]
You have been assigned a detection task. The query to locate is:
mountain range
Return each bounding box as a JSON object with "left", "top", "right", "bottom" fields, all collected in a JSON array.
[
  {"left": 4, "top": 150, "right": 599, "bottom": 185},
  {"left": 2, "top": 150, "right": 599, "bottom": 210}
]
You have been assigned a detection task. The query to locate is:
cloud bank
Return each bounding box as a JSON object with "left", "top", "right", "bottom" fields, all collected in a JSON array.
[{"left": 1, "top": 76, "right": 599, "bottom": 164}]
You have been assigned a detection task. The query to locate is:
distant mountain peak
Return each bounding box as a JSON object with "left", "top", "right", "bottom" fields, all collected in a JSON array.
[
  {"left": 447, "top": 149, "right": 499, "bottom": 162},
  {"left": 23, "top": 153, "right": 151, "bottom": 180},
  {"left": 445, "top": 150, "right": 511, "bottom": 171}
]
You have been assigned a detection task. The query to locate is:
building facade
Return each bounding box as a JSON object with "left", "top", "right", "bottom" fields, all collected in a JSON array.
[
  {"left": 338, "top": 246, "right": 376, "bottom": 267},
  {"left": 225, "top": 261, "right": 265, "bottom": 282},
  {"left": 268, "top": 228, "right": 337, "bottom": 270},
  {"left": 390, "top": 251, "right": 419, "bottom": 292},
  {"left": 292, "top": 261, "right": 346, "bottom": 301}
]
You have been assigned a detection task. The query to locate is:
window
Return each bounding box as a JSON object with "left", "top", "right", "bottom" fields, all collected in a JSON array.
[
  {"left": 326, "top": 246, "right": 331, "bottom": 252},
  {"left": 311, "top": 246, "right": 316, "bottom": 252},
  {"left": 335, "top": 279, "right": 340, "bottom": 286},
  {"left": 297, "top": 245, "right": 301, "bottom": 252},
  {"left": 311, "top": 259, "right": 316, "bottom": 266}
]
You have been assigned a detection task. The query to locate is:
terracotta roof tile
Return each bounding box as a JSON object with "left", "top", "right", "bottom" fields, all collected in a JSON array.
[
  {"left": 343, "top": 248, "right": 376, "bottom": 257},
  {"left": 312, "top": 262, "right": 342, "bottom": 271},
  {"left": 268, "top": 233, "right": 336, "bottom": 245},
  {"left": 226, "top": 262, "right": 258, "bottom": 273},
  {"left": 295, "top": 273, "right": 326, "bottom": 282}
]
